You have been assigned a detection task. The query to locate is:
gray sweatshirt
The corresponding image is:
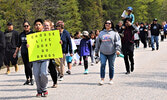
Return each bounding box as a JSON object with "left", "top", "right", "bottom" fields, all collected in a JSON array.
[{"left": 95, "top": 29, "right": 121, "bottom": 55}]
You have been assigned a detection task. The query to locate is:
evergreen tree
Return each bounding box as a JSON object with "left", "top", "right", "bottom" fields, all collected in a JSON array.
[
  {"left": 0, "top": 0, "right": 34, "bottom": 32},
  {"left": 78, "top": 0, "right": 103, "bottom": 31},
  {"left": 57, "top": 0, "right": 82, "bottom": 34}
]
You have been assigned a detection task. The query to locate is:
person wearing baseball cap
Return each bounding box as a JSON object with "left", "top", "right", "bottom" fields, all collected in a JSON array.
[
  {"left": 79, "top": 31, "right": 92, "bottom": 74},
  {"left": 121, "top": 6, "right": 135, "bottom": 24},
  {"left": 150, "top": 18, "right": 162, "bottom": 51},
  {"left": 4, "top": 22, "right": 19, "bottom": 74}
]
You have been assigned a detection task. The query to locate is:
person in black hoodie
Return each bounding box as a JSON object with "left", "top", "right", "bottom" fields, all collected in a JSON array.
[
  {"left": 0, "top": 28, "right": 5, "bottom": 69},
  {"left": 56, "top": 20, "right": 72, "bottom": 81},
  {"left": 139, "top": 22, "right": 147, "bottom": 48},
  {"left": 150, "top": 18, "right": 162, "bottom": 51},
  {"left": 4, "top": 22, "right": 19, "bottom": 74},
  {"left": 13, "top": 21, "right": 34, "bottom": 85},
  {"left": 121, "top": 19, "right": 138, "bottom": 74}
]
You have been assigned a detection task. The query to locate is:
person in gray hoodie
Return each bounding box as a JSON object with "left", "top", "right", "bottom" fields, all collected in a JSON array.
[{"left": 95, "top": 20, "right": 121, "bottom": 85}]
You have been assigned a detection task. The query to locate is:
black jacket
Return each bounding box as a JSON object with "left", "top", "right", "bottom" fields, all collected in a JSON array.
[
  {"left": 150, "top": 23, "right": 162, "bottom": 36},
  {"left": 0, "top": 31, "right": 5, "bottom": 49},
  {"left": 17, "top": 30, "right": 34, "bottom": 54},
  {"left": 0, "top": 31, "right": 5, "bottom": 67},
  {"left": 4, "top": 30, "right": 19, "bottom": 51}
]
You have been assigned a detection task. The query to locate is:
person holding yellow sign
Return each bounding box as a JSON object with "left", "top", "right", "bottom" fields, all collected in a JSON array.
[{"left": 31, "top": 19, "right": 49, "bottom": 97}]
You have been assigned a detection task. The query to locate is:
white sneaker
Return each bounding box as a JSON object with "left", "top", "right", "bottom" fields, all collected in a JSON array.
[
  {"left": 109, "top": 80, "right": 114, "bottom": 85},
  {"left": 59, "top": 76, "right": 64, "bottom": 81},
  {"left": 91, "top": 63, "right": 94, "bottom": 66},
  {"left": 99, "top": 80, "right": 104, "bottom": 85}
]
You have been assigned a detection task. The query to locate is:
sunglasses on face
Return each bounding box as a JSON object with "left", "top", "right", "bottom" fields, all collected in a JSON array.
[
  {"left": 24, "top": 25, "right": 29, "bottom": 28},
  {"left": 105, "top": 23, "right": 111, "bottom": 25}
]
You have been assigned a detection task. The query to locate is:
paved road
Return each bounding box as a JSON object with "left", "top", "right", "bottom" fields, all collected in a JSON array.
[{"left": 0, "top": 40, "right": 167, "bottom": 100}]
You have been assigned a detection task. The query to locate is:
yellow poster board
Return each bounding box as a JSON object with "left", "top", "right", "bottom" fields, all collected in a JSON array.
[{"left": 26, "top": 30, "right": 63, "bottom": 62}]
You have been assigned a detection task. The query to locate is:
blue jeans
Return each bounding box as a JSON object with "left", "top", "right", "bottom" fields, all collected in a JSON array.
[
  {"left": 151, "top": 35, "right": 159, "bottom": 49},
  {"left": 100, "top": 52, "right": 116, "bottom": 79}
]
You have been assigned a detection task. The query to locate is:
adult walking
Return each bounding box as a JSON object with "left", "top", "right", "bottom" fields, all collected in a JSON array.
[
  {"left": 95, "top": 20, "right": 121, "bottom": 85},
  {"left": 44, "top": 19, "right": 58, "bottom": 88},
  {"left": 139, "top": 22, "right": 147, "bottom": 48},
  {"left": 121, "top": 19, "right": 138, "bottom": 74},
  {"left": 13, "top": 21, "right": 34, "bottom": 85},
  {"left": 0, "top": 29, "right": 5, "bottom": 69},
  {"left": 150, "top": 18, "right": 162, "bottom": 51},
  {"left": 4, "top": 22, "right": 19, "bottom": 74},
  {"left": 56, "top": 20, "right": 73, "bottom": 81}
]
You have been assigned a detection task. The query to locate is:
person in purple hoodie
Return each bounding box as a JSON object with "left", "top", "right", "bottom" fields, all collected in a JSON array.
[{"left": 79, "top": 31, "right": 92, "bottom": 74}]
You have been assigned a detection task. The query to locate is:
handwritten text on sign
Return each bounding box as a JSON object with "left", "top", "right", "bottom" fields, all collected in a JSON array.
[{"left": 26, "top": 30, "right": 63, "bottom": 62}]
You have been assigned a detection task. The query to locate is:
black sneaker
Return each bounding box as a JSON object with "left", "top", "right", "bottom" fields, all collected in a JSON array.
[
  {"left": 125, "top": 72, "right": 130, "bottom": 74},
  {"left": 30, "top": 79, "right": 34, "bottom": 85},
  {"left": 23, "top": 80, "right": 30, "bottom": 85},
  {"left": 59, "top": 76, "right": 64, "bottom": 81},
  {"left": 156, "top": 47, "right": 159, "bottom": 50},
  {"left": 152, "top": 48, "right": 155, "bottom": 51},
  {"left": 66, "top": 70, "right": 71, "bottom": 75}
]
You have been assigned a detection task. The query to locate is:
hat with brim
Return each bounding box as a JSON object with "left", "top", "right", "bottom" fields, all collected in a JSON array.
[
  {"left": 153, "top": 18, "right": 158, "bottom": 21},
  {"left": 82, "top": 31, "right": 89, "bottom": 36}
]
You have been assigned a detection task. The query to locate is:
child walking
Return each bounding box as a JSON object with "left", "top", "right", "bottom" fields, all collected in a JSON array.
[{"left": 79, "top": 31, "right": 92, "bottom": 74}]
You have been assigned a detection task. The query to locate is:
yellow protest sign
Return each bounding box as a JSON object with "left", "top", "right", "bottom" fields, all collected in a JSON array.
[{"left": 26, "top": 30, "right": 63, "bottom": 62}]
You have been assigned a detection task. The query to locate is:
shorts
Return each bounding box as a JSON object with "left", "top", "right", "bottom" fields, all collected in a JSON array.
[
  {"left": 66, "top": 56, "right": 73, "bottom": 63},
  {"left": 4, "top": 50, "right": 18, "bottom": 66}
]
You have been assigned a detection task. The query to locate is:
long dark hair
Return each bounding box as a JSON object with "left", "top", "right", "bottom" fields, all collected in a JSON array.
[{"left": 102, "top": 20, "right": 115, "bottom": 31}]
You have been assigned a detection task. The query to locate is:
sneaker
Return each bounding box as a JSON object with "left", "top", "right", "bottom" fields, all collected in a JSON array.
[
  {"left": 91, "top": 63, "right": 94, "bottom": 66},
  {"left": 23, "top": 80, "right": 30, "bottom": 85},
  {"left": 59, "top": 76, "right": 64, "bottom": 81},
  {"left": 42, "top": 91, "right": 48, "bottom": 97},
  {"left": 156, "top": 47, "right": 159, "bottom": 50},
  {"left": 78, "top": 62, "right": 82, "bottom": 65},
  {"left": 30, "top": 79, "right": 34, "bottom": 85},
  {"left": 36, "top": 93, "right": 42, "bottom": 97},
  {"left": 51, "top": 84, "right": 58, "bottom": 88},
  {"left": 84, "top": 69, "right": 88, "bottom": 74},
  {"left": 15, "top": 65, "right": 19, "bottom": 72},
  {"left": 109, "top": 80, "right": 114, "bottom": 85},
  {"left": 73, "top": 62, "right": 77, "bottom": 66},
  {"left": 99, "top": 80, "right": 104, "bottom": 85},
  {"left": 125, "top": 72, "right": 130, "bottom": 74},
  {"left": 6, "top": 70, "right": 10, "bottom": 74},
  {"left": 66, "top": 70, "right": 71, "bottom": 75},
  {"left": 152, "top": 48, "right": 155, "bottom": 51}
]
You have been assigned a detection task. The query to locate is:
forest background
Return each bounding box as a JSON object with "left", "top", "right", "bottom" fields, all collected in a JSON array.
[{"left": 0, "top": 0, "right": 167, "bottom": 34}]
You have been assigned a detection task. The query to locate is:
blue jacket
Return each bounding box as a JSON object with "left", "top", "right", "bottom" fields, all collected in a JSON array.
[
  {"left": 79, "top": 38, "right": 91, "bottom": 56},
  {"left": 60, "top": 29, "right": 72, "bottom": 54},
  {"left": 163, "top": 24, "right": 167, "bottom": 32}
]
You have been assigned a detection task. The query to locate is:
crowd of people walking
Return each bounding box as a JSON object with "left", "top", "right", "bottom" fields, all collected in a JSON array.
[{"left": 0, "top": 6, "right": 167, "bottom": 97}]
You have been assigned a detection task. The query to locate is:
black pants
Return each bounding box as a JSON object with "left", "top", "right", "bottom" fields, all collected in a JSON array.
[
  {"left": 134, "top": 40, "right": 140, "bottom": 48},
  {"left": 141, "top": 38, "right": 147, "bottom": 48},
  {"left": 122, "top": 43, "right": 134, "bottom": 73},
  {"left": 0, "top": 49, "right": 5, "bottom": 68},
  {"left": 21, "top": 53, "right": 32, "bottom": 79},
  {"left": 4, "top": 50, "right": 18, "bottom": 66},
  {"left": 123, "top": 51, "right": 134, "bottom": 73},
  {"left": 161, "top": 35, "right": 164, "bottom": 41},
  {"left": 48, "top": 60, "right": 57, "bottom": 84},
  {"left": 83, "top": 56, "right": 88, "bottom": 70}
]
